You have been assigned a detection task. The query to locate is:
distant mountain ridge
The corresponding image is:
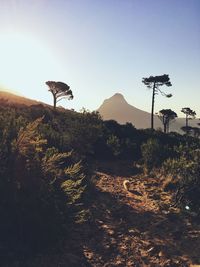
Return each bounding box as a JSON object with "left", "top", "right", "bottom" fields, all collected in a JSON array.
[
  {"left": 1, "top": 91, "right": 199, "bottom": 133},
  {"left": 97, "top": 93, "right": 199, "bottom": 133},
  {"left": 98, "top": 93, "right": 161, "bottom": 129}
]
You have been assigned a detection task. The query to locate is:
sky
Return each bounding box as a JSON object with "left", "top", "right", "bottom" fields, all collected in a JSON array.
[{"left": 0, "top": 0, "right": 199, "bottom": 117}]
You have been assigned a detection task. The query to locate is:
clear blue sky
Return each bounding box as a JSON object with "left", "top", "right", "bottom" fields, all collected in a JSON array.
[{"left": 0, "top": 0, "right": 199, "bottom": 116}]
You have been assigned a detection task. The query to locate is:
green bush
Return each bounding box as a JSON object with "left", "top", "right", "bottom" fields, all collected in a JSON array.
[
  {"left": 163, "top": 146, "right": 200, "bottom": 214},
  {"left": 0, "top": 117, "right": 89, "bottom": 262},
  {"left": 106, "top": 134, "right": 121, "bottom": 157},
  {"left": 141, "top": 138, "right": 164, "bottom": 172}
]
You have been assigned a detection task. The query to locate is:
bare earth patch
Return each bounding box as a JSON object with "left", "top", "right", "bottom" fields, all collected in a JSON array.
[
  {"left": 82, "top": 170, "right": 200, "bottom": 267},
  {"left": 25, "top": 166, "right": 200, "bottom": 267}
]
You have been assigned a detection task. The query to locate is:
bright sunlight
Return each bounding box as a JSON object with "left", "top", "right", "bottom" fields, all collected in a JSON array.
[{"left": 0, "top": 31, "right": 65, "bottom": 97}]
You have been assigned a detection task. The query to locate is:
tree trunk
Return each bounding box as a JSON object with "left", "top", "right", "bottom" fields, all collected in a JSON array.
[
  {"left": 164, "top": 123, "right": 167, "bottom": 133},
  {"left": 53, "top": 95, "right": 57, "bottom": 109},
  {"left": 186, "top": 115, "right": 188, "bottom": 127},
  {"left": 166, "top": 122, "right": 169, "bottom": 133},
  {"left": 151, "top": 83, "right": 156, "bottom": 130}
]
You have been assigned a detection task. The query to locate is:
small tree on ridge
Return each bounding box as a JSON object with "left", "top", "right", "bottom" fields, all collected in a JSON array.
[
  {"left": 46, "top": 81, "right": 73, "bottom": 109},
  {"left": 181, "top": 107, "right": 196, "bottom": 128},
  {"left": 158, "top": 109, "right": 177, "bottom": 133},
  {"left": 142, "top": 74, "right": 172, "bottom": 130}
]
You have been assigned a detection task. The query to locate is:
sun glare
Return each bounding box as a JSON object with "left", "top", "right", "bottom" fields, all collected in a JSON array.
[{"left": 0, "top": 32, "right": 65, "bottom": 98}]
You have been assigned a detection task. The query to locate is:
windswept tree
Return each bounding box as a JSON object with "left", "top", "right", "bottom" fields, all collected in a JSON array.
[
  {"left": 181, "top": 107, "right": 196, "bottom": 128},
  {"left": 46, "top": 81, "right": 73, "bottom": 109},
  {"left": 158, "top": 109, "right": 177, "bottom": 133},
  {"left": 142, "top": 74, "right": 172, "bottom": 130}
]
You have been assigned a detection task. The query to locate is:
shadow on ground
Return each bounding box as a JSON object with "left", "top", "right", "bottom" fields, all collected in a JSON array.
[
  {"left": 81, "top": 176, "right": 200, "bottom": 266},
  {"left": 3, "top": 170, "right": 200, "bottom": 267},
  {"left": 92, "top": 160, "right": 141, "bottom": 177}
]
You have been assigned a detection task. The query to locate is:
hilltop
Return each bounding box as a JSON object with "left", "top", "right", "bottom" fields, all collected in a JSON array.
[{"left": 98, "top": 93, "right": 155, "bottom": 129}]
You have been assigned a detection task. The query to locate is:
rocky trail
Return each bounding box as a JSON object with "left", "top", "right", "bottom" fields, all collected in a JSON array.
[
  {"left": 28, "top": 164, "right": 200, "bottom": 267},
  {"left": 81, "top": 167, "right": 200, "bottom": 267}
]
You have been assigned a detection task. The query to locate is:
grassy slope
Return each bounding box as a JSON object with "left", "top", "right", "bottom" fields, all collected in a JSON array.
[{"left": 0, "top": 91, "right": 46, "bottom": 106}]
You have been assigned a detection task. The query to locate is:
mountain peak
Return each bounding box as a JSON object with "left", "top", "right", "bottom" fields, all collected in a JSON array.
[
  {"left": 111, "top": 93, "right": 125, "bottom": 99},
  {"left": 97, "top": 93, "right": 191, "bottom": 133},
  {"left": 106, "top": 93, "right": 127, "bottom": 104},
  {"left": 97, "top": 92, "right": 153, "bottom": 128}
]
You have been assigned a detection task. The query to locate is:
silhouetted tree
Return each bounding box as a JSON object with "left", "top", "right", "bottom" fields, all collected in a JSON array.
[
  {"left": 158, "top": 109, "right": 177, "bottom": 133},
  {"left": 181, "top": 107, "right": 196, "bottom": 128},
  {"left": 46, "top": 81, "right": 73, "bottom": 109},
  {"left": 142, "top": 74, "right": 172, "bottom": 130}
]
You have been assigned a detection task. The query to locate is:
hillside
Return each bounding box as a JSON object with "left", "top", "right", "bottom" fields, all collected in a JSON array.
[
  {"left": 0, "top": 90, "right": 46, "bottom": 106},
  {"left": 98, "top": 93, "right": 199, "bottom": 133},
  {"left": 0, "top": 96, "right": 200, "bottom": 266}
]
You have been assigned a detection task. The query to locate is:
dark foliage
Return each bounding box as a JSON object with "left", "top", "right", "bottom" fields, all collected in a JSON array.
[
  {"left": 0, "top": 111, "right": 89, "bottom": 264},
  {"left": 163, "top": 144, "right": 200, "bottom": 215},
  {"left": 0, "top": 102, "right": 200, "bottom": 266}
]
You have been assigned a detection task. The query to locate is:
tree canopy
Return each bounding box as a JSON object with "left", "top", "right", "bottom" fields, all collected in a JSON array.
[
  {"left": 181, "top": 107, "right": 196, "bottom": 128},
  {"left": 46, "top": 81, "right": 73, "bottom": 109},
  {"left": 158, "top": 109, "right": 177, "bottom": 133}
]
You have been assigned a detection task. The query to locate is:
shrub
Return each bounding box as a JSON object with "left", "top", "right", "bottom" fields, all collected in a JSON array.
[
  {"left": 141, "top": 138, "right": 164, "bottom": 172},
  {"left": 0, "top": 117, "right": 89, "bottom": 262},
  {"left": 163, "top": 147, "right": 200, "bottom": 214},
  {"left": 106, "top": 134, "right": 121, "bottom": 157}
]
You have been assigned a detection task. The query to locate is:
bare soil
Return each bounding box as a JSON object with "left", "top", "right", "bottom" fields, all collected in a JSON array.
[
  {"left": 19, "top": 162, "right": 200, "bottom": 267},
  {"left": 80, "top": 164, "right": 200, "bottom": 267}
]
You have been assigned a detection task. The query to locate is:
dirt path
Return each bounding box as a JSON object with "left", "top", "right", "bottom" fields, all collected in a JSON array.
[
  {"left": 19, "top": 169, "right": 200, "bottom": 267},
  {"left": 83, "top": 172, "right": 200, "bottom": 267}
]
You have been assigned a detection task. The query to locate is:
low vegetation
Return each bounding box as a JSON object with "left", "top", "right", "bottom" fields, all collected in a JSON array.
[{"left": 0, "top": 99, "right": 199, "bottom": 266}]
